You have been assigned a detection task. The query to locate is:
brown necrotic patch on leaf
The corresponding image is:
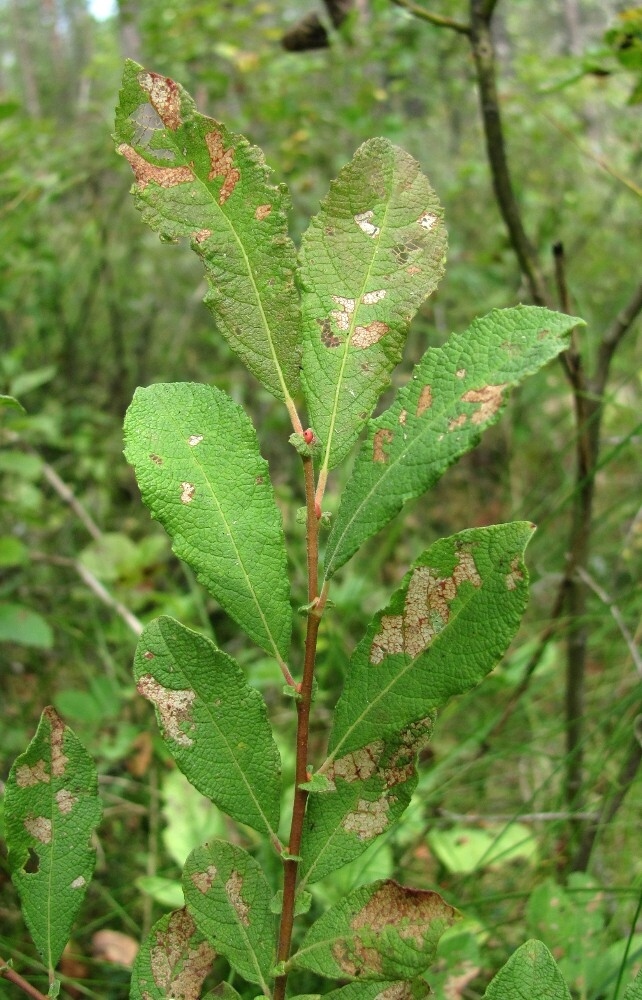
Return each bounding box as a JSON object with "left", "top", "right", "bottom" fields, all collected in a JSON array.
[
  {"left": 354, "top": 210, "right": 380, "bottom": 238},
  {"left": 205, "top": 131, "right": 240, "bottom": 204},
  {"left": 328, "top": 742, "right": 385, "bottom": 787},
  {"left": 150, "top": 909, "right": 215, "bottom": 999},
  {"left": 191, "top": 865, "right": 218, "bottom": 894},
  {"left": 24, "top": 816, "right": 52, "bottom": 844},
  {"left": 180, "top": 482, "right": 196, "bottom": 504},
  {"left": 318, "top": 317, "right": 341, "bottom": 348},
  {"left": 193, "top": 230, "right": 211, "bottom": 244},
  {"left": 448, "top": 414, "right": 467, "bottom": 431},
  {"left": 377, "top": 984, "right": 422, "bottom": 1000},
  {"left": 373, "top": 428, "right": 394, "bottom": 463},
  {"left": 138, "top": 71, "right": 182, "bottom": 130},
  {"left": 342, "top": 796, "right": 393, "bottom": 840},
  {"left": 332, "top": 296, "right": 356, "bottom": 332},
  {"left": 406, "top": 265, "right": 421, "bottom": 276},
  {"left": 225, "top": 871, "right": 250, "bottom": 926},
  {"left": 505, "top": 556, "right": 524, "bottom": 591},
  {"left": 370, "top": 550, "right": 481, "bottom": 665},
  {"left": 44, "top": 706, "right": 69, "bottom": 777},
  {"left": 399, "top": 409, "right": 407, "bottom": 425},
  {"left": 71, "top": 876, "right": 86, "bottom": 889},
  {"left": 461, "top": 383, "right": 508, "bottom": 425},
  {"left": 55, "top": 789, "right": 77, "bottom": 814},
  {"left": 456, "top": 369, "right": 466, "bottom": 379},
  {"left": 150, "top": 453, "right": 163, "bottom": 465},
  {"left": 415, "top": 385, "right": 433, "bottom": 416},
  {"left": 118, "top": 144, "right": 194, "bottom": 189},
  {"left": 352, "top": 322, "right": 390, "bottom": 349},
  {"left": 187, "top": 434, "right": 203, "bottom": 446},
  {"left": 137, "top": 675, "right": 196, "bottom": 747},
  {"left": 16, "top": 760, "right": 49, "bottom": 787},
  {"left": 255, "top": 204, "right": 272, "bottom": 221}
]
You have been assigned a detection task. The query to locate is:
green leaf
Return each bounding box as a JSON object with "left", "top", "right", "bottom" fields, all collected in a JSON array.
[
  {"left": 291, "top": 982, "right": 430, "bottom": 1000},
  {"left": 327, "top": 523, "right": 534, "bottom": 761},
  {"left": 427, "top": 822, "right": 538, "bottom": 873},
  {"left": 134, "top": 616, "right": 281, "bottom": 840},
  {"left": 202, "top": 985, "right": 244, "bottom": 1000},
  {"left": 130, "top": 908, "right": 216, "bottom": 1000},
  {"left": 183, "top": 839, "right": 275, "bottom": 992},
  {"left": 324, "top": 306, "right": 581, "bottom": 578},
  {"left": 4, "top": 708, "right": 101, "bottom": 973},
  {"left": 290, "top": 879, "right": 457, "bottom": 980},
  {"left": 124, "top": 382, "right": 292, "bottom": 661},
  {"left": 482, "top": 939, "right": 571, "bottom": 1000},
  {"left": 0, "top": 603, "right": 53, "bottom": 648},
  {"left": 114, "top": 61, "right": 301, "bottom": 403},
  {"left": 0, "top": 393, "right": 26, "bottom": 413},
  {"left": 624, "top": 969, "right": 642, "bottom": 1000},
  {"left": 300, "top": 138, "right": 446, "bottom": 473},
  {"left": 299, "top": 717, "right": 433, "bottom": 888}
]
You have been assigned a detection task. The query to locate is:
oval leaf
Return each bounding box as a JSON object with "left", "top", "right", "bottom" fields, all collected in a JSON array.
[
  {"left": 482, "top": 939, "right": 572, "bottom": 1000},
  {"left": 183, "top": 840, "right": 275, "bottom": 991},
  {"left": 324, "top": 306, "right": 582, "bottom": 578},
  {"left": 114, "top": 61, "right": 301, "bottom": 402},
  {"left": 290, "top": 879, "right": 457, "bottom": 980},
  {"left": 130, "top": 908, "right": 216, "bottom": 1000},
  {"left": 327, "top": 523, "right": 534, "bottom": 761},
  {"left": 134, "top": 616, "right": 281, "bottom": 840},
  {"left": 300, "top": 138, "right": 446, "bottom": 473},
  {"left": 299, "top": 718, "right": 433, "bottom": 888},
  {"left": 124, "top": 382, "right": 292, "bottom": 661},
  {"left": 291, "top": 981, "right": 430, "bottom": 1000},
  {"left": 4, "top": 707, "right": 101, "bottom": 972}
]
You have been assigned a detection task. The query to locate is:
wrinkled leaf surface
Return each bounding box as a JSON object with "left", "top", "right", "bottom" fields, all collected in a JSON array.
[{"left": 130, "top": 908, "right": 215, "bottom": 1000}]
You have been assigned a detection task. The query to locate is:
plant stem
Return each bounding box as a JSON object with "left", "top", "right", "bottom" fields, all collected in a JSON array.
[
  {"left": 274, "top": 455, "right": 324, "bottom": 1000},
  {"left": 0, "top": 959, "right": 48, "bottom": 1000}
]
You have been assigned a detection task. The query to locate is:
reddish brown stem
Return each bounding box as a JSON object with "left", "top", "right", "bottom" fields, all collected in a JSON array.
[
  {"left": 0, "top": 959, "right": 48, "bottom": 1000},
  {"left": 274, "top": 455, "right": 324, "bottom": 1000}
]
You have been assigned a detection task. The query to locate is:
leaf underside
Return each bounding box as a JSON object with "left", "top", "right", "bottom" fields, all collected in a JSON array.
[
  {"left": 324, "top": 305, "right": 582, "bottom": 579},
  {"left": 114, "top": 60, "right": 301, "bottom": 401},
  {"left": 134, "top": 616, "right": 281, "bottom": 840},
  {"left": 4, "top": 707, "right": 101, "bottom": 972},
  {"left": 124, "top": 381, "right": 292, "bottom": 660},
  {"left": 300, "top": 137, "right": 447, "bottom": 471}
]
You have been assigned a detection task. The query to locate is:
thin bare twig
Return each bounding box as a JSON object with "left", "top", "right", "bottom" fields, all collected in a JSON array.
[
  {"left": 0, "top": 959, "right": 48, "bottom": 1000},
  {"left": 390, "top": 0, "right": 470, "bottom": 35},
  {"left": 576, "top": 567, "right": 642, "bottom": 678},
  {"left": 41, "top": 462, "right": 102, "bottom": 541}
]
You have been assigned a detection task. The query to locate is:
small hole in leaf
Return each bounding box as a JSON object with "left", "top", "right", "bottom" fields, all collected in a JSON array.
[{"left": 24, "top": 847, "right": 40, "bottom": 873}]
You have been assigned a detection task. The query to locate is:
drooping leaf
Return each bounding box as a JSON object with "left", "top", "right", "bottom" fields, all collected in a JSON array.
[
  {"left": 124, "top": 382, "right": 292, "bottom": 661},
  {"left": 183, "top": 840, "right": 275, "bottom": 992},
  {"left": 290, "top": 879, "right": 457, "bottom": 980},
  {"left": 114, "top": 60, "right": 301, "bottom": 402},
  {"left": 0, "top": 393, "right": 26, "bottom": 413},
  {"left": 4, "top": 708, "right": 101, "bottom": 973},
  {"left": 324, "top": 306, "right": 581, "bottom": 578},
  {"left": 130, "top": 908, "right": 216, "bottom": 1000},
  {"left": 482, "top": 939, "right": 571, "bottom": 1000},
  {"left": 327, "top": 523, "right": 534, "bottom": 761},
  {"left": 299, "top": 717, "right": 434, "bottom": 888},
  {"left": 0, "top": 602, "right": 53, "bottom": 648},
  {"left": 300, "top": 138, "right": 446, "bottom": 473},
  {"left": 134, "top": 616, "right": 281, "bottom": 840},
  {"left": 290, "top": 981, "right": 430, "bottom": 1000}
]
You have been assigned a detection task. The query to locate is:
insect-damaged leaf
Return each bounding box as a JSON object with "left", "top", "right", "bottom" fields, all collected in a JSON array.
[
  {"left": 290, "top": 981, "right": 431, "bottom": 1000},
  {"left": 130, "top": 908, "right": 215, "bottom": 1000},
  {"left": 324, "top": 306, "right": 582, "bottom": 579},
  {"left": 125, "top": 382, "right": 292, "bottom": 661},
  {"left": 327, "top": 523, "right": 534, "bottom": 761},
  {"left": 290, "top": 879, "right": 457, "bottom": 980},
  {"left": 299, "top": 138, "right": 446, "bottom": 473},
  {"left": 4, "top": 707, "right": 101, "bottom": 973},
  {"left": 299, "top": 717, "right": 434, "bottom": 888},
  {"left": 114, "top": 61, "right": 301, "bottom": 402},
  {"left": 481, "top": 939, "right": 571, "bottom": 1000},
  {"left": 183, "top": 840, "right": 275, "bottom": 992},
  {"left": 134, "top": 617, "right": 281, "bottom": 840}
]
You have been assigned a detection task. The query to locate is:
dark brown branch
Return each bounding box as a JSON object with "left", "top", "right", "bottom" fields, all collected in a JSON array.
[
  {"left": 468, "top": 0, "right": 549, "bottom": 304},
  {"left": 390, "top": 0, "right": 470, "bottom": 34},
  {"left": 282, "top": 0, "right": 354, "bottom": 51},
  {"left": 0, "top": 959, "right": 48, "bottom": 1000},
  {"left": 594, "top": 278, "right": 642, "bottom": 396}
]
